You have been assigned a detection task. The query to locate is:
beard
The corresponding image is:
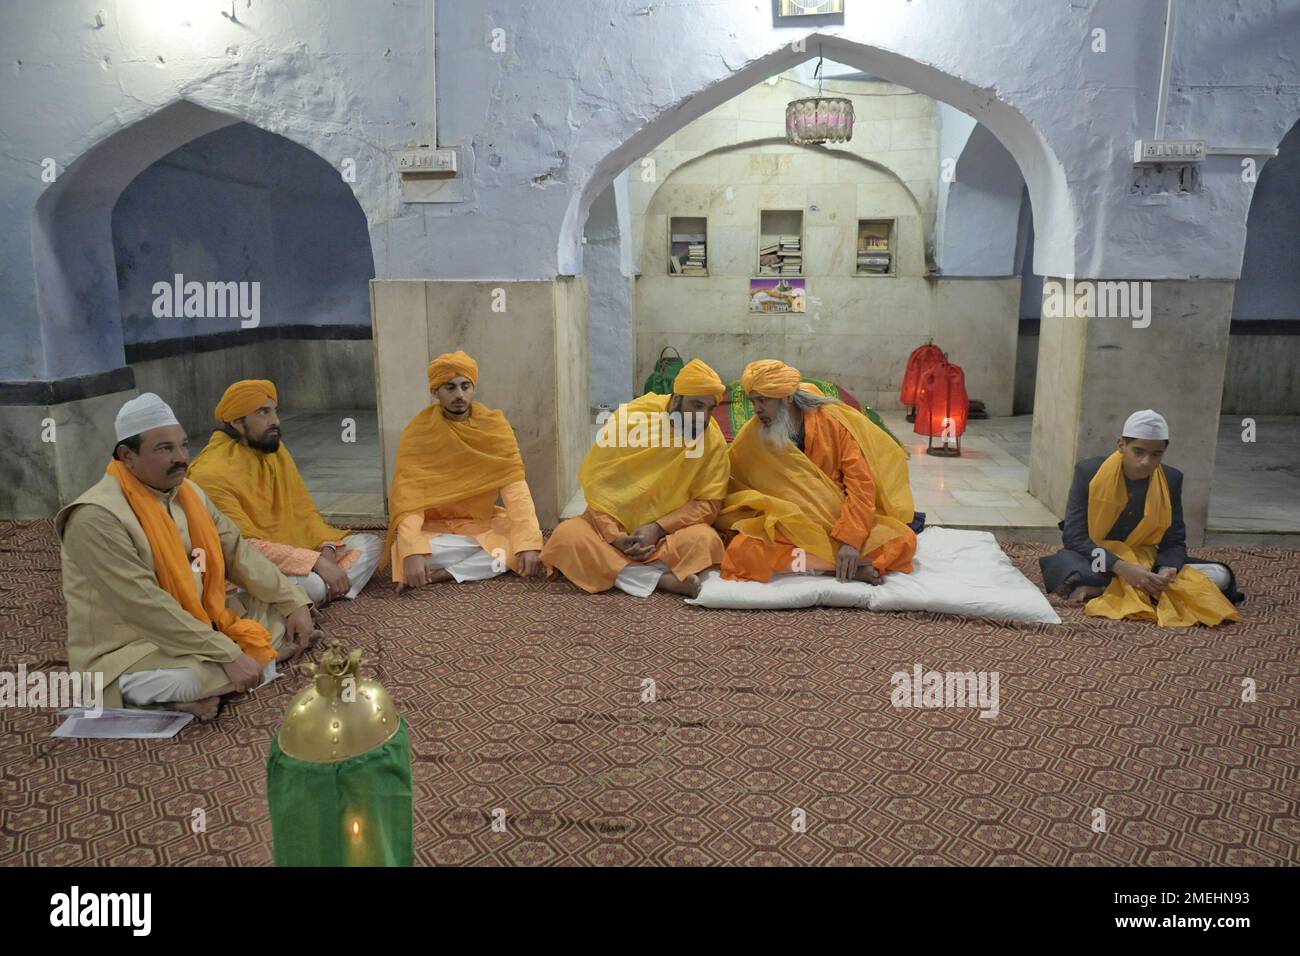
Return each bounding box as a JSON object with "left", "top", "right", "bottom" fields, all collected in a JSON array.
[
  {"left": 758, "top": 401, "right": 801, "bottom": 451},
  {"left": 247, "top": 430, "right": 282, "bottom": 453}
]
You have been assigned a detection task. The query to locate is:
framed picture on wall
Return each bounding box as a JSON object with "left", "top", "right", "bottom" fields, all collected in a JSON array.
[
  {"left": 749, "top": 278, "right": 807, "bottom": 313},
  {"left": 778, "top": 0, "right": 844, "bottom": 15}
]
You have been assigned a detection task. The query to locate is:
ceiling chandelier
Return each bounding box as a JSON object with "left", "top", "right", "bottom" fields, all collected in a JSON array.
[{"left": 785, "top": 47, "right": 855, "bottom": 145}]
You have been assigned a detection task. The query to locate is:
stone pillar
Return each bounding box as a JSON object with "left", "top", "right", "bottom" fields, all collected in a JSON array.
[
  {"left": 1028, "top": 278, "right": 1234, "bottom": 545},
  {"left": 371, "top": 278, "right": 589, "bottom": 528}
]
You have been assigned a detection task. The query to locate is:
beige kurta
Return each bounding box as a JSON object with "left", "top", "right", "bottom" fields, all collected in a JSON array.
[{"left": 56, "top": 474, "right": 310, "bottom": 708}]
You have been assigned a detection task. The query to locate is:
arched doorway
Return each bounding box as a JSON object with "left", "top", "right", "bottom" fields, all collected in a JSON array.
[
  {"left": 560, "top": 40, "right": 1072, "bottom": 526},
  {"left": 29, "top": 100, "right": 381, "bottom": 517}
]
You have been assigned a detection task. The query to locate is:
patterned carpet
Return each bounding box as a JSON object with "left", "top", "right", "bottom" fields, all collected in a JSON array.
[{"left": 1, "top": 518, "right": 1297, "bottom": 867}]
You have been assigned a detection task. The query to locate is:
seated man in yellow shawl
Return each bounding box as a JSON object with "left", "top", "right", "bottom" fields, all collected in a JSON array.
[
  {"left": 57, "top": 393, "right": 318, "bottom": 721},
  {"left": 387, "top": 350, "right": 545, "bottom": 590},
  {"left": 189, "top": 380, "right": 383, "bottom": 606},
  {"left": 542, "top": 358, "right": 730, "bottom": 599},
  {"left": 1038, "top": 409, "right": 1241, "bottom": 627},
  {"left": 719, "top": 360, "right": 917, "bottom": 584}
]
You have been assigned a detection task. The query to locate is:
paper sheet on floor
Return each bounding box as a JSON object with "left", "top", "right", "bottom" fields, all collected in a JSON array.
[{"left": 52, "top": 707, "right": 194, "bottom": 739}]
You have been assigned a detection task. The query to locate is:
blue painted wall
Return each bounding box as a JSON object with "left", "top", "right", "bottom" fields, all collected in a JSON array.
[
  {"left": 111, "top": 122, "right": 374, "bottom": 344},
  {"left": 1233, "top": 121, "right": 1300, "bottom": 321}
]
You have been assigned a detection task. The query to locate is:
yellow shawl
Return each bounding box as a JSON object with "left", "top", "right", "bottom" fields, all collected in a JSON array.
[
  {"left": 718, "top": 398, "right": 914, "bottom": 563},
  {"left": 581, "top": 392, "right": 730, "bottom": 533},
  {"left": 189, "top": 431, "right": 347, "bottom": 550},
  {"left": 1085, "top": 451, "right": 1239, "bottom": 627},
  {"left": 106, "top": 459, "right": 278, "bottom": 665},
  {"left": 385, "top": 401, "right": 525, "bottom": 558}
]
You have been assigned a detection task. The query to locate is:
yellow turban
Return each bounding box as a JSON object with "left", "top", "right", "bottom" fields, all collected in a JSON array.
[
  {"left": 672, "top": 358, "right": 726, "bottom": 401},
  {"left": 742, "top": 360, "right": 801, "bottom": 398},
  {"left": 215, "top": 379, "right": 277, "bottom": 422},
  {"left": 427, "top": 350, "right": 479, "bottom": 390}
]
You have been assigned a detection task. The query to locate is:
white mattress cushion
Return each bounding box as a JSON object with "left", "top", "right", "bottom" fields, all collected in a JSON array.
[{"left": 688, "top": 526, "right": 1061, "bottom": 624}]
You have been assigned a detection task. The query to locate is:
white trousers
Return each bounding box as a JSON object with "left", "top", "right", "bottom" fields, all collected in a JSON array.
[
  {"left": 1186, "top": 562, "right": 1231, "bottom": 592},
  {"left": 426, "top": 533, "right": 506, "bottom": 583},
  {"left": 289, "top": 532, "right": 384, "bottom": 603},
  {"left": 119, "top": 661, "right": 276, "bottom": 705},
  {"left": 613, "top": 560, "right": 668, "bottom": 599}
]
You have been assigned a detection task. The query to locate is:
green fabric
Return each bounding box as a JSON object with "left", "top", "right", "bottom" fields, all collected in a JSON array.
[
  {"left": 267, "top": 717, "right": 413, "bottom": 867},
  {"left": 643, "top": 348, "right": 684, "bottom": 395},
  {"left": 725, "top": 378, "right": 904, "bottom": 448}
]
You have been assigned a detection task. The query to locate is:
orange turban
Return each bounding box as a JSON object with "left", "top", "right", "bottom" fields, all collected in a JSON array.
[
  {"left": 672, "top": 358, "right": 726, "bottom": 401},
  {"left": 741, "top": 360, "right": 801, "bottom": 398},
  {"left": 215, "top": 379, "right": 277, "bottom": 422},
  {"left": 427, "top": 350, "right": 478, "bottom": 390}
]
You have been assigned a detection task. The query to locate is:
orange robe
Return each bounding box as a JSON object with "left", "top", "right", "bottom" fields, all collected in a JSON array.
[
  {"left": 542, "top": 500, "right": 724, "bottom": 594},
  {"left": 390, "top": 479, "right": 543, "bottom": 584},
  {"left": 721, "top": 406, "right": 916, "bottom": 582}
]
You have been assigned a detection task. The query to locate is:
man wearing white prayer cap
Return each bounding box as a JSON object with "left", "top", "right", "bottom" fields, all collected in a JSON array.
[
  {"left": 1039, "top": 408, "right": 1242, "bottom": 622},
  {"left": 55, "top": 393, "right": 320, "bottom": 720}
]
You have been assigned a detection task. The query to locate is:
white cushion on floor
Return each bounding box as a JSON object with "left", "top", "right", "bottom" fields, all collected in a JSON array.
[{"left": 688, "top": 526, "right": 1061, "bottom": 624}]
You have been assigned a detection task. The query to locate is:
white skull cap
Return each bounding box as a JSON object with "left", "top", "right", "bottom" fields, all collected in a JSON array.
[
  {"left": 1121, "top": 409, "right": 1169, "bottom": 441},
  {"left": 115, "top": 392, "right": 180, "bottom": 442}
]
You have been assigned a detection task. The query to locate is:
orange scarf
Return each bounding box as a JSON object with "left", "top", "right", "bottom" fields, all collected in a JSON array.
[
  {"left": 106, "top": 459, "right": 278, "bottom": 664},
  {"left": 718, "top": 393, "right": 913, "bottom": 563},
  {"left": 384, "top": 402, "right": 526, "bottom": 561}
]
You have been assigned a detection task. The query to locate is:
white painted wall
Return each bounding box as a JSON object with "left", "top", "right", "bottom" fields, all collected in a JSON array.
[
  {"left": 628, "top": 72, "right": 940, "bottom": 267},
  {"left": 4, "top": 0, "right": 1300, "bottom": 384},
  {"left": 934, "top": 105, "right": 1025, "bottom": 276},
  {"left": 1, "top": 0, "right": 431, "bottom": 379}
]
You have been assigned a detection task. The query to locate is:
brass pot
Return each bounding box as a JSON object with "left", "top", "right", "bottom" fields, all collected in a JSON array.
[{"left": 278, "top": 641, "right": 400, "bottom": 763}]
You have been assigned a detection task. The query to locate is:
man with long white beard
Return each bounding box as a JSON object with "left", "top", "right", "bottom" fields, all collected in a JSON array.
[{"left": 718, "top": 360, "right": 917, "bottom": 584}]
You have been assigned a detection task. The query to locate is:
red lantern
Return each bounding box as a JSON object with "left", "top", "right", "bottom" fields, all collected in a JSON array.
[
  {"left": 914, "top": 361, "right": 968, "bottom": 456},
  {"left": 900, "top": 343, "right": 946, "bottom": 421}
]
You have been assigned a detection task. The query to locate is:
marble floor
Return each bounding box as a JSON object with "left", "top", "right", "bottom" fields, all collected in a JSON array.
[
  {"left": 1207, "top": 414, "right": 1300, "bottom": 533},
  {"left": 256, "top": 409, "right": 1300, "bottom": 535},
  {"left": 876, "top": 411, "right": 1059, "bottom": 528}
]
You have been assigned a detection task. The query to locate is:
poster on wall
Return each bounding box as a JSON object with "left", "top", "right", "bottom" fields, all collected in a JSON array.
[
  {"left": 778, "top": 0, "right": 844, "bottom": 15},
  {"left": 749, "top": 278, "right": 806, "bottom": 314}
]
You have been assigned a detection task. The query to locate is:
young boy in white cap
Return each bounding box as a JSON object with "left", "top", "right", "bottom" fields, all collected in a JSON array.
[
  {"left": 56, "top": 392, "right": 321, "bottom": 720},
  {"left": 1039, "top": 409, "right": 1242, "bottom": 626}
]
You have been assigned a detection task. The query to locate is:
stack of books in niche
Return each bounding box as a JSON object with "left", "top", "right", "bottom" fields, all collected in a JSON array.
[
  {"left": 670, "top": 231, "right": 708, "bottom": 275},
  {"left": 857, "top": 233, "right": 892, "bottom": 274},
  {"left": 759, "top": 235, "right": 803, "bottom": 275}
]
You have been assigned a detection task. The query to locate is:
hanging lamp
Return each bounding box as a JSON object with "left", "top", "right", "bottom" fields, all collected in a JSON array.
[{"left": 785, "top": 47, "right": 855, "bottom": 145}]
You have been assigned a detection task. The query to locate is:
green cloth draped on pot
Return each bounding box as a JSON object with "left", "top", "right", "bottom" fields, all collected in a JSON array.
[{"left": 267, "top": 717, "right": 413, "bottom": 866}]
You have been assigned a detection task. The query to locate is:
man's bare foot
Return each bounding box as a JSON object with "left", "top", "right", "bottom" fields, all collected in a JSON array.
[
  {"left": 169, "top": 697, "right": 221, "bottom": 721},
  {"left": 655, "top": 572, "right": 701, "bottom": 599},
  {"left": 395, "top": 567, "right": 454, "bottom": 594},
  {"left": 277, "top": 627, "right": 325, "bottom": 662},
  {"left": 854, "top": 564, "right": 883, "bottom": 585},
  {"left": 1066, "top": 585, "right": 1105, "bottom": 605}
]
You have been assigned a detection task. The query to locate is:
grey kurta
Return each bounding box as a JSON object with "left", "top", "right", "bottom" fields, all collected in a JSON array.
[
  {"left": 1039, "top": 456, "right": 1240, "bottom": 601},
  {"left": 57, "top": 473, "right": 310, "bottom": 708}
]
